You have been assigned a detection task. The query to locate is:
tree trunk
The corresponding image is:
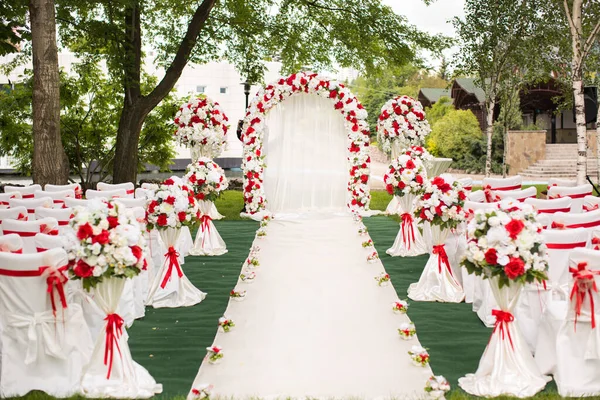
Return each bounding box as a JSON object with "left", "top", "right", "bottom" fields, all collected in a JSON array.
[
  {"left": 596, "top": 99, "right": 600, "bottom": 184},
  {"left": 573, "top": 75, "right": 588, "bottom": 185},
  {"left": 502, "top": 124, "right": 508, "bottom": 178},
  {"left": 485, "top": 99, "right": 495, "bottom": 177},
  {"left": 112, "top": 102, "right": 148, "bottom": 183},
  {"left": 29, "top": 0, "right": 69, "bottom": 185}
]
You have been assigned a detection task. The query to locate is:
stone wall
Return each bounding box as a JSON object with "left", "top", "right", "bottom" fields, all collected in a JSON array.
[{"left": 506, "top": 130, "right": 547, "bottom": 175}]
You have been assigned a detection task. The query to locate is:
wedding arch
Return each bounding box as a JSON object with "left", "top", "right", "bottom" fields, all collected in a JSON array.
[{"left": 240, "top": 71, "right": 372, "bottom": 215}]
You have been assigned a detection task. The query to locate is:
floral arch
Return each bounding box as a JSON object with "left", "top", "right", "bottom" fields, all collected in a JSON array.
[{"left": 240, "top": 71, "right": 372, "bottom": 215}]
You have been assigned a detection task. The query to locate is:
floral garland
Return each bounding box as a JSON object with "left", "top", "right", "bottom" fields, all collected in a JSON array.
[
  {"left": 377, "top": 95, "right": 431, "bottom": 153},
  {"left": 66, "top": 199, "right": 146, "bottom": 290},
  {"left": 183, "top": 157, "right": 229, "bottom": 202},
  {"left": 174, "top": 96, "right": 229, "bottom": 157},
  {"left": 241, "top": 71, "right": 371, "bottom": 214},
  {"left": 383, "top": 154, "right": 428, "bottom": 197},
  {"left": 462, "top": 200, "right": 548, "bottom": 287},
  {"left": 414, "top": 175, "right": 467, "bottom": 230},
  {"left": 145, "top": 178, "right": 200, "bottom": 230}
]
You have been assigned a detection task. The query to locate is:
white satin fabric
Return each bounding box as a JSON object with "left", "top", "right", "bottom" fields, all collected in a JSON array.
[
  {"left": 189, "top": 200, "right": 227, "bottom": 256},
  {"left": 0, "top": 249, "right": 93, "bottom": 397},
  {"left": 188, "top": 213, "right": 433, "bottom": 399},
  {"left": 408, "top": 224, "right": 465, "bottom": 303},
  {"left": 459, "top": 277, "right": 548, "bottom": 398},
  {"left": 386, "top": 194, "right": 427, "bottom": 257},
  {"left": 427, "top": 158, "right": 453, "bottom": 177},
  {"left": 179, "top": 227, "right": 194, "bottom": 260},
  {"left": 474, "top": 279, "right": 500, "bottom": 327},
  {"left": 263, "top": 94, "right": 348, "bottom": 213},
  {"left": 146, "top": 228, "right": 206, "bottom": 308},
  {"left": 81, "top": 277, "right": 162, "bottom": 398}
]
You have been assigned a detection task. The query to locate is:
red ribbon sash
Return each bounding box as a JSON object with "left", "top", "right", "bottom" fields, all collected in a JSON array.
[
  {"left": 22, "top": 194, "right": 34, "bottom": 199},
  {"left": 400, "top": 213, "right": 416, "bottom": 250},
  {"left": 569, "top": 262, "right": 600, "bottom": 330},
  {"left": 584, "top": 204, "right": 600, "bottom": 212},
  {"left": 200, "top": 214, "right": 212, "bottom": 247},
  {"left": 3, "top": 230, "right": 36, "bottom": 237},
  {"left": 463, "top": 186, "right": 472, "bottom": 191},
  {"left": 160, "top": 246, "right": 183, "bottom": 289},
  {"left": 432, "top": 244, "right": 453, "bottom": 277},
  {"left": 546, "top": 242, "right": 587, "bottom": 249},
  {"left": 126, "top": 189, "right": 134, "bottom": 195},
  {"left": 551, "top": 192, "right": 592, "bottom": 200},
  {"left": 492, "top": 309, "right": 515, "bottom": 349},
  {"left": 104, "top": 313, "right": 124, "bottom": 379},
  {"left": 538, "top": 207, "right": 571, "bottom": 214}
]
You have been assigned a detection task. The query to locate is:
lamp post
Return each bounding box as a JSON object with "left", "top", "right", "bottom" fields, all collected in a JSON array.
[{"left": 242, "top": 81, "right": 251, "bottom": 109}]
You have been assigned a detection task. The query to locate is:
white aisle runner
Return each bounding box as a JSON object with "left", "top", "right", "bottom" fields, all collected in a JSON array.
[{"left": 189, "top": 213, "right": 433, "bottom": 399}]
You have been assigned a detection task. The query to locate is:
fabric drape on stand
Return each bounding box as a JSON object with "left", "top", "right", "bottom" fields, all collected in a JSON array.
[
  {"left": 189, "top": 200, "right": 227, "bottom": 256},
  {"left": 263, "top": 93, "right": 348, "bottom": 213},
  {"left": 386, "top": 195, "right": 427, "bottom": 257}
]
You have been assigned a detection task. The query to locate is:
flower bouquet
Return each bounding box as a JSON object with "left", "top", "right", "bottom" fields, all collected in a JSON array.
[
  {"left": 183, "top": 158, "right": 228, "bottom": 256},
  {"left": 190, "top": 384, "right": 213, "bottom": 399},
  {"left": 206, "top": 345, "right": 224, "bottom": 364},
  {"left": 260, "top": 215, "right": 272, "bottom": 227},
  {"left": 367, "top": 251, "right": 379, "bottom": 264},
  {"left": 408, "top": 175, "right": 467, "bottom": 303},
  {"left": 397, "top": 322, "right": 416, "bottom": 340},
  {"left": 145, "top": 179, "right": 206, "bottom": 308},
  {"left": 230, "top": 289, "right": 246, "bottom": 302},
  {"left": 377, "top": 95, "right": 431, "bottom": 156},
  {"left": 458, "top": 200, "right": 549, "bottom": 398},
  {"left": 174, "top": 96, "right": 229, "bottom": 159},
  {"left": 218, "top": 317, "right": 235, "bottom": 332},
  {"left": 384, "top": 154, "right": 428, "bottom": 257},
  {"left": 66, "top": 200, "right": 160, "bottom": 394},
  {"left": 245, "top": 256, "right": 260, "bottom": 268},
  {"left": 375, "top": 273, "right": 390, "bottom": 287},
  {"left": 425, "top": 376, "right": 450, "bottom": 399},
  {"left": 408, "top": 345, "right": 430, "bottom": 367},
  {"left": 393, "top": 300, "right": 409, "bottom": 314},
  {"left": 358, "top": 223, "right": 368, "bottom": 235},
  {"left": 239, "top": 270, "right": 256, "bottom": 283},
  {"left": 256, "top": 228, "right": 267, "bottom": 238},
  {"left": 362, "top": 239, "right": 374, "bottom": 248}
]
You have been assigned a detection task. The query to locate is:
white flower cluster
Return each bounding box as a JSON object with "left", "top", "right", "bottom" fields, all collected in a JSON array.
[
  {"left": 415, "top": 174, "right": 467, "bottom": 229},
  {"left": 145, "top": 179, "right": 199, "bottom": 230},
  {"left": 404, "top": 145, "right": 434, "bottom": 166},
  {"left": 383, "top": 154, "right": 427, "bottom": 197},
  {"left": 377, "top": 95, "right": 431, "bottom": 153},
  {"left": 65, "top": 199, "right": 146, "bottom": 287},
  {"left": 463, "top": 200, "right": 548, "bottom": 282},
  {"left": 424, "top": 375, "right": 450, "bottom": 399},
  {"left": 183, "top": 157, "right": 228, "bottom": 202},
  {"left": 241, "top": 71, "right": 371, "bottom": 214},
  {"left": 174, "top": 96, "right": 229, "bottom": 158}
]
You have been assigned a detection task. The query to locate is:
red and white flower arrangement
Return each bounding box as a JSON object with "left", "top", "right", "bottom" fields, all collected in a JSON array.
[
  {"left": 377, "top": 95, "right": 431, "bottom": 153},
  {"left": 145, "top": 179, "right": 199, "bottom": 231},
  {"left": 404, "top": 145, "right": 434, "bottom": 166},
  {"left": 462, "top": 200, "right": 548, "bottom": 287},
  {"left": 241, "top": 71, "right": 371, "bottom": 214},
  {"left": 183, "top": 158, "right": 228, "bottom": 202},
  {"left": 218, "top": 316, "right": 235, "bottom": 332},
  {"left": 190, "top": 384, "right": 212, "bottom": 399},
  {"left": 397, "top": 322, "right": 416, "bottom": 340},
  {"left": 384, "top": 154, "right": 428, "bottom": 198},
  {"left": 393, "top": 300, "right": 409, "bottom": 314},
  {"left": 425, "top": 375, "right": 451, "bottom": 399},
  {"left": 206, "top": 345, "right": 224, "bottom": 364},
  {"left": 174, "top": 96, "right": 229, "bottom": 156},
  {"left": 362, "top": 239, "right": 374, "bottom": 248},
  {"left": 367, "top": 251, "right": 379, "bottom": 263},
  {"left": 245, "top": 256, "right": 260, "bottom": 268},
  {"left": 408, "top": 345, "right": 430, "bottom": 367},
  {"left": 230, "top": 288, "right": 246, "bottom": 301},
  {"left": 65, "top": 199, "right": 146, "bottom": 290},
  {"left": 358, "top": 223, "right": 368, "bottom": 235},
  {"left": 240, "top": 270, "right": 256, "bottom": 283},
  {"left": 256, "top": 228, "right": 267, "bottom": 238},
  {"left": 375, "top": 272, "right": 390, "bottom": 286},
  {"left": 414, "top": 175, "right": 467, "bottom": 230}
]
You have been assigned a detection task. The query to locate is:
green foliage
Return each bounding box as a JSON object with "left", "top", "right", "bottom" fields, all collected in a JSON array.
[
  {"left": 0, "top": 63, "right": 178, "bottom": 186},
  {"left": 425, "top": 96, "right": 453, "bottom": 126}
]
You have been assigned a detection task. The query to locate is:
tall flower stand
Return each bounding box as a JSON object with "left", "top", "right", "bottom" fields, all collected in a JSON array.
[
  {"left": 407, "top": 224, "right": 465, "bottom": 302},
  {"left": 459, "top": 276, "right": 548, "bottom": 397},
  {"left": 189, "top": 200, "right": 227, "bottom": 256},
  {"left": 146, "top": 228, "right": 206, "bottom": 308},
  {"left": 81, "top": 277, "right": 162, "bottom": 398},
  {"left": 386, "top": 194, "right": 427, "bottom": 257},
  {"left": 384, "top": 141, "right": 407, "bottom": 216}
]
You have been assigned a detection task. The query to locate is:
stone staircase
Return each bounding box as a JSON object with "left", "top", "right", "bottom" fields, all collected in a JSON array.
[{"left": 521, "top": 144, "right": 598, "bottom": 178}]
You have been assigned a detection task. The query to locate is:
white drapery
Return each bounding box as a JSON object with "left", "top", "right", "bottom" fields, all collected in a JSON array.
[{"left": 263, "top": 93, "right": 348, "bottom": 213}]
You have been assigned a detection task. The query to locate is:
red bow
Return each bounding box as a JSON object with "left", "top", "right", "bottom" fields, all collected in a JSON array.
[
  {"left": 569, "top": 262, "right": 600, "bottom": 330},
  {"left": 17, "top": 213, "right": 28, "bottom": 221},
  {"left": 492, "top": 309, "right": 515, "bottom": 349},
  {"left": 40, "top": 224, "right": 59, "bottom": 235},
  {"left": 551, "top": 221, "right": 566, "bottom": 230},
  {"left": 126, "top": 189, "right": 135, "bottom": 195},
  {"left": 40, "top": 265, "right": 68, "bottom": 316},
  {"left": 592, "top": 237, "right": 600, "bottom": 251},
  {"left": 584, "top": 204, "right": 599, "bottom": 212},
  {"left": 104, "top": 313, "right": 124, "bottom": 379},
  {"left": 432, "top": 244, "right": 453, "bottom": 277},
  {"left": 400, "top": 213, "right": 416, "bottom": 249},
  {"left": 483, "top": 185, "right": 495, "bottom": 203},
  {"left": 200, "top": 214, "right": 212, "bottom": 247},
  {"left": 160, "top": 246, "right": 183, "bottom": 289}
]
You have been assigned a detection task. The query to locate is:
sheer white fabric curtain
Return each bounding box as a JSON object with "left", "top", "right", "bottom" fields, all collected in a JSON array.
[{"left": 263, "top": 93, "right": 348, "bottom": 213}]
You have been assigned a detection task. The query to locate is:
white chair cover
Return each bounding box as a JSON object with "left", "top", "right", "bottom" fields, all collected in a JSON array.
[
  {"left": 97, "top": 182, "right": 135, "bottom": 198},
  {"left": 4, "top": 184, "right": 42, "bottom": 199},
  {"left": 525, "top": 197, "right": 572, "bottom": 228},
  {"left": 466, "top": 190, "right": 485, "bottom": 203},
  {"left": 135, "top": 188, "right": 151, "bottom": 199},
  {"left": 140, "top": 183, "right": 158, "bottom": 190},
  {"left": 0, "top": 192, "right": 21, "bottom": 209},
  {"left": 0, "top": 206, "right": 30, "bottom": 228},
  {"left": 64, "top": 197, "right": 92, "bottom": 208},
  {"left": 35, "top": 207, "right": 73, "bottom": 232},
  {"left": 0, "top": 234, "right": 23, "bottom": 253},
  {"left": 547, "top": 178, "right": 577, "bottom": 190},
  {"left": 85, "top": 189, "right": 128, "bottom": 200},
  {"left": 115, "top": 198, "right": 147, "bottom": 208},
  {"left": 583, "top": 195, "right": 600, "bottom": 212},
  {"left": 2, "top": 218, "right": 60, "bottom": 253},
  {"left": 548, "top": 184, "right": 593, "bottom": 213},
  {"left": 44, "top": 183, "right": 82, "bottom": 193},
  {"left": 34, "top": 233, "right": 65, "bottom": 252},
  {"left": 457, "top": 177, "right": 473, "bottom": 191},
  {"left": 386, "top": 194, "right": 427, "bottom": 257},
  {"left": 189, "top": 200, "right": 227, "bottom": 256},
  {"left": 482, "top": 176, "right": 522, "bottom": 202},
  {"left": 9, "top": 197, "right": 53, "bottom": 220},
  {"left": 494, "top": 186, "right": 537, "bottom": 202},
  {"left": 549, "top": 209, "right": 600, "bottom": 230},
  {"left": 0, "top": 249, "right": 93, "bottom": 397},
  {"left": 34, "top": 189, "right": 75, "bottom": 209}
]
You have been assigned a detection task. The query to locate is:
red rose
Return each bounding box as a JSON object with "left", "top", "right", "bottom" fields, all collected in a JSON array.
[
  {"left": 164, "top": 196, "right": 176, "bottom": 205},
  {"left": 130, "top": 245, "right": 143, "bottom": 262},
  {"left": 505, "top": 219, "right": 525, "bottom": 239},
  {"left": 405, "top": 159, "right": 415, "bottom": 169},
  {"left": 77, "top": 223, "right": 94, "bottom": 240},
  {"left": 360, "top": 174, "right": 368, "bottom": 183},
  {"left": 163, "top": 178, "right": 174, "bottom": 185},
  {"left": 73, "top": 260, "right": 94, "bottom": 278},
  {"left": 178, "top": 211, "right": 187, "bottom": 222},
  {"left": 148, "top": 200, "right": 158, "bottom": 213},
  {"left": 196, "top": 193, "right": 205, "bottom": 200},
  {"left": 157, "top": 214, "right": 168, "bottom": 226},
  {"left": 504, "top": 257, "right": 525, "bottom": 279},
  {"left": 458, "top": 191, "right": 466, "bottom": 200},
  {"left": 386, "top": 184, "right": 394, "bottom": 195},
  {"left": 188, "top": 174, "right": 197, "bottom": 184},
  {"left": 107, "top": 216, "right": 119, "bottom": 229},
  {"left": 484, "top": 248, "right": 498, "bottom": 265},
  {"left": 92, "top": 230, "right": 110, "bottom": 245},
  {"left": 415, "top": 174, "right": 423, "bottom": 184},
  {"left": 397, "top": 181, "right": 406, "bottom": 189}
]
